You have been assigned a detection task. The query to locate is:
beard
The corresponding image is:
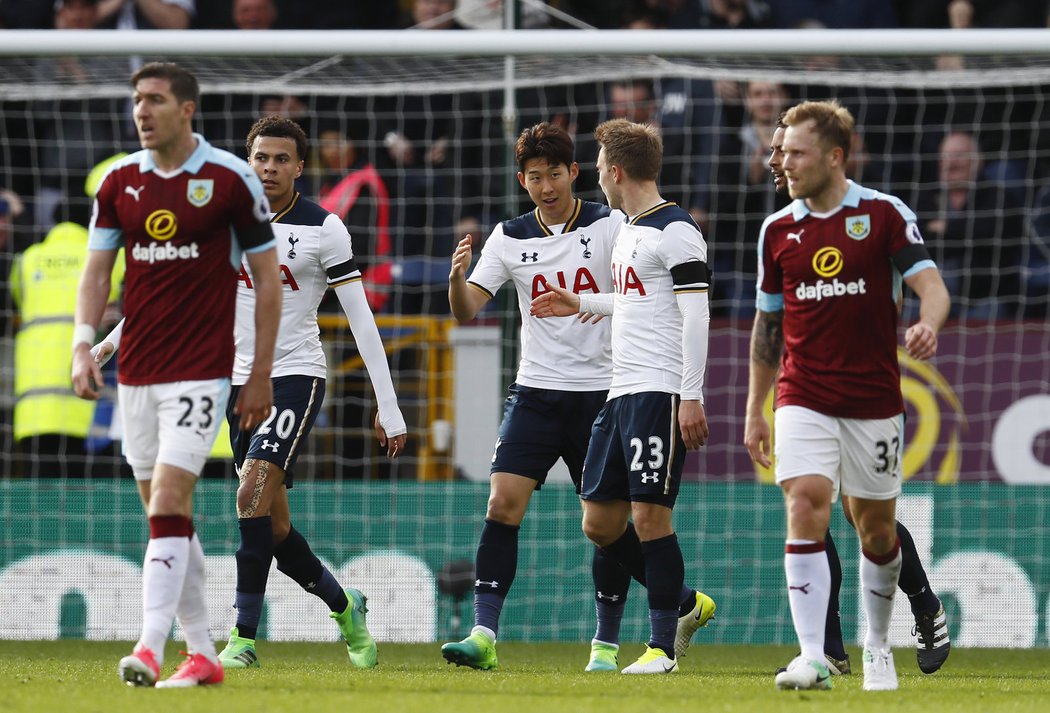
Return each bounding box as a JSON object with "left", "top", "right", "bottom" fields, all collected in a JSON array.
[{"left": 788, "top": 171, "right": 831, "bottom": 201}]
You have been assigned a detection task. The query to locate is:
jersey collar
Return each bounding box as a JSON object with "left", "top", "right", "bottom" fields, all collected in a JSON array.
[
  {"left": 791, "top": 179, "right": 863, "bottom": 221},
  {"left": 533, "top": 198, "right": 583, "bottom": 236},
  {"left": 628, "top": 200, "right": 676, "bottom": 225},
  {"left": 138, "top": 133, "right": 211, "bottom": 175},
  {"left": 270, "top": 192, "right": 300, "bottom": 223}
]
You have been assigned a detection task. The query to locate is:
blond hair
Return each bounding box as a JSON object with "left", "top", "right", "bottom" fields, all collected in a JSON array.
[
  {"left": 782, "top": 100, "right": 854, "bottom": 161},
  {"left": 594, "top": 118, "right": 662, "bottom": 181}
]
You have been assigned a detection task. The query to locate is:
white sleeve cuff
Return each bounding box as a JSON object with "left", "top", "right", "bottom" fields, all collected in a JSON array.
[{"left": 577, "top": 293, "right": 615, "bottom": 316}]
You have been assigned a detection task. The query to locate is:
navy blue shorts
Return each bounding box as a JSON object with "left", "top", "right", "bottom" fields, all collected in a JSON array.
[
  {"left": 580, "top": 391, "right": 685, "bottom": 507},
  {"left": 490, "top": 383, "right": 608, "bottom": 490},
  {"left": 227, "top": 375, "right": 325, "bottom": 488}
]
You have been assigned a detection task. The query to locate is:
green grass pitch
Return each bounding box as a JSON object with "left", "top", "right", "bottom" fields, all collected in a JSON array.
[{"left": 3, "top": 641, "right": 1049, "bottom": 713}]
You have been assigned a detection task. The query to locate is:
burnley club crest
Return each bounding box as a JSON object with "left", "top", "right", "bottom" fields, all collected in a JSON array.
[
  {"left": 846, "top": 214, "right": 871, "bottom": 241},
  {"left": 187, "top": 179, "right": 214, "bottom": 208}
]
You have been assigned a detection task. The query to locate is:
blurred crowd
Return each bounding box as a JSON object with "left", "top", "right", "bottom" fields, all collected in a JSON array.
[{"left": 3, "top": 0, "right": 1050, "bottom": 31}]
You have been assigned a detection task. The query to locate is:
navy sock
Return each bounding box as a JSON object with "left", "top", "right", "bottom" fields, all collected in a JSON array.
[
  {"left": 234, "top": 516, "right": 274, "bottom": 640},
  {"left": 274, "top": 525, "right": 348, "bottom": 613},
  {"left": 677, "top": 588, "right": 698, "bottom": 617},
  {"left": 897, "top": 521, "right": 940, "bottom": 614},
  {"left": 823, "top": 528, "right": 847, "bottom": 660},
  {"left": 641, "top": 533, "right": 685, "bottom": 657},
  {"left": 600, "top": 520, "right": 697, "bottom": 617},
  {"left": 473, "top": 519, "right": 519, "bottom": 637},
  {"left": 601, "top": 521, "right": 647, "bottom": 585},
  {"left": 648, "top": 609, "right": 679, "bottom": 658},
  {"left": 592, "top": 545, "right": 630, "bottom": 645},
  {"left": 602, "top": 523, "right": 693, "bottom": 617}
]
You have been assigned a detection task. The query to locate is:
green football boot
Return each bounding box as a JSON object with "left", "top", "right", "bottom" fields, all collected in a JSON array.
[
  {"left": 331, "top": 588, "right": 378, "bottom": 669},
  {"left": 217, "top": 627, "right": 260, "bottom": 669},
  {"left": 441, "top": 628, "right": 499, "bottom": 670},
  {"left": 584, "top": 640, "right": 619, "bottom": 672}
]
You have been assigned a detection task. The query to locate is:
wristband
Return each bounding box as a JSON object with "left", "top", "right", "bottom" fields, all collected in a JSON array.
[{"left": 72, "top": 323, "right": 96, "bottom": 349}]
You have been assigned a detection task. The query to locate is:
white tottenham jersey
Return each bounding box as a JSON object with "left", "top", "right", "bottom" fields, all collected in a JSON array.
[
  {"left": 233, "top": 193, "right": 361, "bottom": 385},
  {"left": 467, "top": 199, "right": 622, "bottom": 391},
  {"left": 608, "top": 202, "right": 708, "bottom": 400}
]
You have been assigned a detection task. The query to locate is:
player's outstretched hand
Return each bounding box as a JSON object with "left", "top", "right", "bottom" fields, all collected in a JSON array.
[
  {"left": 530, "top": 284, "right": 581, "bottom": 318},
  {"left": 374, "top": 412, "right": 407, "bottom": 459},
  {"left": 678, "top": 399, "right": 709, "bottom": 449},
  {"left": 234, "top": 373, "right": 273, "bottom": 432},
  {"left": 904, "top": 321, "right": 938, "bottom": 361},
  {"left": 744, "top": 413, "right": 772, "bottom": 468},
  {"left": 449, "top": 234, "right": 473, "bottom": 282},
  {"left": 71, "top": 345, "right": 103, "bottom": 400}
]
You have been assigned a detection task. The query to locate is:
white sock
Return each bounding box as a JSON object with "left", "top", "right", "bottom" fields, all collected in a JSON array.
[
  {"left": 472, "top": 625, "right": 496, "bottom": 642},
  {"left": 861, "top": 540, "right": 902, "bottom": 651},
  {"left": 139, "top": 535, "right": 190, "bottom": 660},
  {"left": 175, "top": 533, "right": 217, "bottom": 661},
  {"left": 785, "top": 540, "right": 830, "bottom": 663}
]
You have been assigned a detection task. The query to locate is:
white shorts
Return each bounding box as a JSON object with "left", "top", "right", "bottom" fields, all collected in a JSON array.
[
  {"left": 774, "top": 405, "right": 903, "bottom": 501},
  {"left": 118, "top": 379, "right": 231, "bottom": 480}
]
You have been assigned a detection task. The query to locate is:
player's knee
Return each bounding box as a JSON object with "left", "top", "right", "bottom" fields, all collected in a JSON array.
[
  {"left": 236, "top": 459, "right": 275, "bottom": 518},
  {"left": 858, "top": 520, "right": 897, "bottom": 555},
  {"left": 485, "top": 492, "right": 525, "bottom": 525},
  {"left": 632, "top": 516, "right": 672, "bottom": 542},
  {"left": 147, "top": 483, "right": 191, "bottom": 517},
  {"left": 270, "top": 516, "right": 291, "bottom": 544},
  {"left": 785, "top": 492, "right": 826, "bottom": 529},
  {"left": 236, "top": 480, "right": 257, "bottom": 516},
  {"left": 581, "top": 516, "right": 615, "bottom": 547}
]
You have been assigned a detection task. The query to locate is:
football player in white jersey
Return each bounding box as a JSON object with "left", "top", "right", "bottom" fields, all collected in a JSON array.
[
  {"left": 442, "top": 123, "right": 714, "bottom": 673},
  {"left": 93, "top": 116, "right": 408, "bottom": 670},
  {"left": 531, "top": 119, "right": 713, "bottom": 675}
]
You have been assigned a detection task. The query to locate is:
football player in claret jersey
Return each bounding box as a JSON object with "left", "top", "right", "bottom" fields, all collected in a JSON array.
[
  {"left": 531, "top": 119, "right": 715, "bottom": 675},
  {"left": 93, "top": 116, "right": 408, "bottom": 670},
  {"left": 443, "top": 122, "right": 714, "bottom": 673},
  {"left": 71, "top": 62, "right": 282, "bottom": 688},
  {"left": 766, "top": 118, "right": 950, "bottom": 679},
  {"left": 746, "top": 101, "right": 951, "bottom": 692}
]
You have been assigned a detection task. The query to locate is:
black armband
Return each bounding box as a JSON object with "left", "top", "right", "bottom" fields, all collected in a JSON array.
[
  {"left": 326, "top": 257, "right": 360, "bottom": 282},
  {"left": 237, "top": 220, "right": 275, "bottom": 251},
  {"left": 892, "top": 244, "right": 933, "bottom": 275},
  {"left": 670, "top": 260, "right": 711, "bottom": 288}
]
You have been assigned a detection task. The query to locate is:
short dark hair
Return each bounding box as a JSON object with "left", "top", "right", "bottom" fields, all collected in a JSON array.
[
  {"left": 130, "top": 62, "right": 200, "bottom": 106},
  {"left": 246, "top": 115, "right": 308, "bottom": 162},
  {"left": 515, "top": 122, "right": 575, "bottom": 173},
  {"left": 594, "top": 118, "right": 662, "bottom": 181}
]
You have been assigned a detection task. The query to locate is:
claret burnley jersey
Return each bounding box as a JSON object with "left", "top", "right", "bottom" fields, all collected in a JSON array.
[
  {"left": 756, "top": 181, "right": 937, "bottom": 419},
  {"left": 89, "top": 134, "right": 273, "bottom": 385},
  {"left": 467, "top": 199, "right": 622, "bottom": 391},
  {"left": 233, "top": 192, "right": 361, "bottom": 385}
]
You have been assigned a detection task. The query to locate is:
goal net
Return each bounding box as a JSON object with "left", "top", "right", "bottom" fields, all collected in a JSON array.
[{"left": 0, "top": 29, "right": 1048, "bottom": 648}]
